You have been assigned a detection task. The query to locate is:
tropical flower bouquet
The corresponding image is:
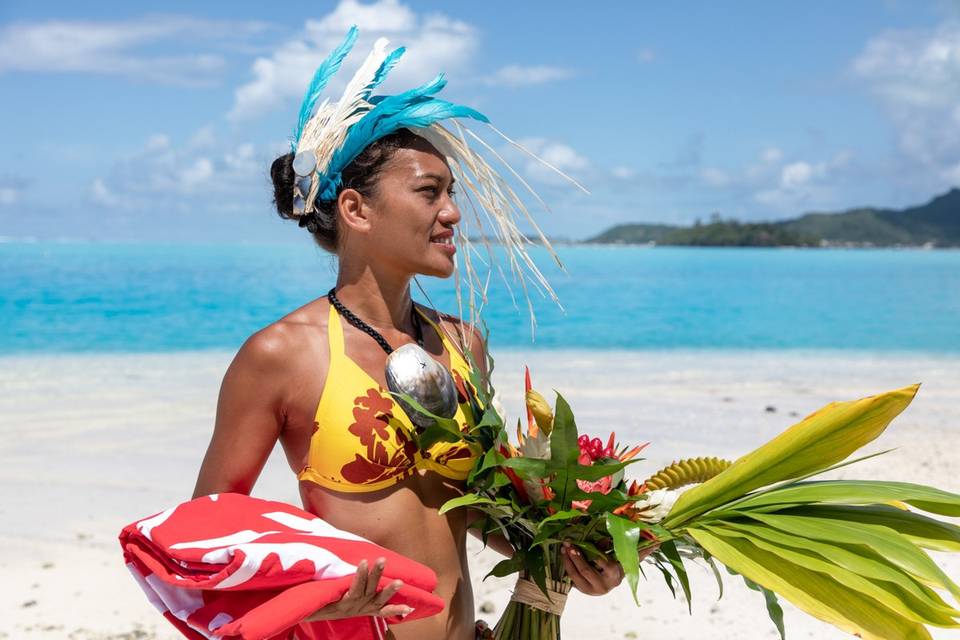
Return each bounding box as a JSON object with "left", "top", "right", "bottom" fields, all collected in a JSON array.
[{"left": 395, "top": 360, "right": 960, "bottom": 640}]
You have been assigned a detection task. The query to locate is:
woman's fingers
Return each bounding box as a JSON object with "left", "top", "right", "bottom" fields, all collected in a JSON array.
[
  {"left": 305, "top": 560, "right": 405, "bottom": 622},
  {"left": 594, "top": 556, "right": 625, "bottom": 586},
  {"left": 346, "top": 559, "right": 369, "bottom": 600},
  {"left": 378, "top": 602, "right": 413, "bottom": 618},
  {"left": 561, "top": 543, "right": 604, "bottom": 594},
  {"left": 371, "top": 578, "right": 404, "bottom": 607},
  {"left": 363, "top": 557, "right": 386, "bottom": 599}
]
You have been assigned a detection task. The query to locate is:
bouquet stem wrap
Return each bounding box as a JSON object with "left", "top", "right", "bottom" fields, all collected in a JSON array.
[{"left": 494, "top": 571, "right": 571, "bottom": 639}]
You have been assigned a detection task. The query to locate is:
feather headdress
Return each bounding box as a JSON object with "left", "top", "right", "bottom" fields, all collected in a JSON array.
[{"left": 289, "top": 26, "right": 587, "bottom": 345}]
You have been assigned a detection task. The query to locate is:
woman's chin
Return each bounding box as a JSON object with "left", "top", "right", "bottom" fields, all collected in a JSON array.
[
  {"left": 420, "top": 264, "right": 455, "bottom": 278},
  {"left": 415, "top": 257, "right": 456, "bottom": 278}
]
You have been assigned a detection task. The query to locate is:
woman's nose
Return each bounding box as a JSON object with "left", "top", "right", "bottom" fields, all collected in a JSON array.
[{"left": 439, "top": 196, "right": 461, "bottom": 226}]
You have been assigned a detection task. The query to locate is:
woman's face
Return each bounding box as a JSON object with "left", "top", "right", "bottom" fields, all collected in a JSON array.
[{"left": 361, "top": 139, "right": 461, "bottom": 278}]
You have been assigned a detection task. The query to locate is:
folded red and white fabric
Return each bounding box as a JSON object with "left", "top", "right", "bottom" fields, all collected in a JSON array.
[{"left": 119, "top": 493, "right": 445, "bottom": 640}]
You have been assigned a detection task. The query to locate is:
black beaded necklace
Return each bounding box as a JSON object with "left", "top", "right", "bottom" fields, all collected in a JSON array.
[{"left": 327, "top": 287, "right": 424, "bottom": 355}]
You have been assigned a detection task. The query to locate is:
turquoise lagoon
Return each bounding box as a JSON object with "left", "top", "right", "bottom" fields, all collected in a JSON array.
[{"left": 1, "top": 242, "right": 958, "bottom": 353}]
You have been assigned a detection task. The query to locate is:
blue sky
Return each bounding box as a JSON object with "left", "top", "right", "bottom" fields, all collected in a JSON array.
[{"left": 2, "top": 0, "right": 959, "bottom": 242}]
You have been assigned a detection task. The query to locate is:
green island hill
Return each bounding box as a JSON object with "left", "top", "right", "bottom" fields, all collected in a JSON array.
[{"left": 584, "top": 188, "right": 960, "bottom": 247}]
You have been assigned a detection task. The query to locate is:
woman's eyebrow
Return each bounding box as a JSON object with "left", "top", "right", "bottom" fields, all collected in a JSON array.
[{"left": 416, "top": 172, "right": 456, "bottom": 186}]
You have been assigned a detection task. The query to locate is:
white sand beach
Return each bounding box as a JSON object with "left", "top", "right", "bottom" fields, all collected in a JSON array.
[{"left": 1, "top": 350, "right": 959, "bottom": 640}]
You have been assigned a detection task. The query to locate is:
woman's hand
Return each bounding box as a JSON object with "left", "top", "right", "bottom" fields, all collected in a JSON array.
[
  {"left": 561, "top": 540, "right": 659, "bottom": 596},
  {"left": 304, "top": 557, "right": 411, "bottom": 622}
]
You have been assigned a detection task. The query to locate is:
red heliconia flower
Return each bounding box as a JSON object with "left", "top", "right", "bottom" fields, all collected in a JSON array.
[
  {"left": 578, "top": 432, "right": 648, "bottom": 464},
  {"left": 498, "top": 444, "right": 530, "bottom": 504}
]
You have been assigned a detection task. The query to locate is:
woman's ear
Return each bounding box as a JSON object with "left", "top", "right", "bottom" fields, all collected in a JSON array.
[{"left": 337, "top": 188, "right": 373, "bottom": 233}]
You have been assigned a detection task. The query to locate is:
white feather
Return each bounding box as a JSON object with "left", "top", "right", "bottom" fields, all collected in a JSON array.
[{"left": 299, "top": 37, "right": 391, "bottom": 175}]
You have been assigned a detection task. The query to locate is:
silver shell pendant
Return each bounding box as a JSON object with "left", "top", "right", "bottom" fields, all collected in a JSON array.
[{"left": 385, "top": 343, "right": 459, "bottom": 430}]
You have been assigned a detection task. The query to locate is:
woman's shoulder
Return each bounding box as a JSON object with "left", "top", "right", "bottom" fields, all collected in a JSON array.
[{"left": 234, "top": 298, "right": 331, "bottom": 374}]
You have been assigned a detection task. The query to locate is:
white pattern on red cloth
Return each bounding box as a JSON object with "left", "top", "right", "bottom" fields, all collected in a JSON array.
[{"left": 120, "top": 493, "right": 444, "bottom": 640}]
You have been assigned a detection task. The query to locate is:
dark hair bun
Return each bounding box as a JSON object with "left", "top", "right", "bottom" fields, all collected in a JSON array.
[
  {"left": 269, "top": 129, "right": 427, "bottom": 253},
  {"left": 270, "top": 152, "right": 295, "bottom": 218}
]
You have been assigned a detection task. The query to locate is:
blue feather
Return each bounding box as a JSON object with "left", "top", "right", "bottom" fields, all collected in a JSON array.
[
  {"left": 292, "top": 25, "right": 360, "bottom": 149},
  {"left": 316, "top": 89, "right": 489, "bottom": 200}
]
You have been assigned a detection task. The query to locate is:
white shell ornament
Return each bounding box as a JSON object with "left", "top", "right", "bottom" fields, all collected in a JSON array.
[
  {"left": 293, "top": 149, "right": 318, "bottom": 176},
  {"left": 385, "top": 343, "right": 459, "bottom": 430}
]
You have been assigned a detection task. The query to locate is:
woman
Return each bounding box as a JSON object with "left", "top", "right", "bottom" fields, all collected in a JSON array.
[{"left": 191, "top": 29, "right": 626, "bottom": 640}]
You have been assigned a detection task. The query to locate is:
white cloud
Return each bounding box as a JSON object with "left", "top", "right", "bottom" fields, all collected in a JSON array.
[
  {"left": 90, "top": 132, "right": 271, "bottom": 213},
  {"left": 229, "top": 0, "right": 478, "bottom": 121},
  {"left": 780, "top": 161, "right": 819, "bottom": 188},
  {"left": 0, "top": 15, "right": 268, "bottom": 86},
  {"left": 853, "top": 21, "right": 960, "bottom": 186},
  {"left": 611, "top": 166, "right": 634, "bottom": 180},
  {"left": 179, "top": 157, "right": 215, "bottom": 189},
  {"left": 752, "top": 152, "right": 851, "bottom": 211},
  {"left": 510, "top": 137, "right": 589, "bottom": 186},
  {"left": 90, "top": 177, "right": 120, "bottom": 208},
  {"left": 637, "top": 48, "right": 656, "bottom": 64},
  {"left": 482, "top": 65, "right": 573, "bottom": 87}
]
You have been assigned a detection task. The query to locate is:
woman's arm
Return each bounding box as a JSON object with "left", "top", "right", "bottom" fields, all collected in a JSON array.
[
  {"left": 192, "top": 327, "right": 291, "bottom": 498},
  {"left": 192, "top": 324, "right": 412, "bottom": 621}
]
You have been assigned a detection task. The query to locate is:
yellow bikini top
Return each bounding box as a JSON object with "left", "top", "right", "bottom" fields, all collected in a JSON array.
[{"left": 297, "top": 303, "right": 482, "bottom": 493}]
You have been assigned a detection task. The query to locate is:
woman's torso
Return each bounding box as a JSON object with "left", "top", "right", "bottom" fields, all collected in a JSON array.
[{"left": 271, "top": 297, "right": 481, "bottom": 640}]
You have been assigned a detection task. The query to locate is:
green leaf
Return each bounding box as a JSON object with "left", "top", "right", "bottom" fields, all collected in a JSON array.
[
  {"left": 707, "top": 521, "right": 960, "bottom": 625},
  {"left": 664, "top": 385, "right": 919, "bottom": 528},
  {"left": 652, "top": 555, "right": 678, "bottom": 599},
  {"left": 538, "top": 509, "right": 586, "bottom": 526},
  {"left": 606, "top": 513, "right": 642, "bottom": 606},
  {"left": 415, "top": 422, "right": 463, "bottom": 450},
  {"left": 660, "top": 539, "right": 692, "bottom": 613},
  {"left": 728, "top": 480, "right": 960, "bottom": 518},
  {"left": 527, "top": 546, "right": 549, "bottom": 600},
  {"left": 478, "top": 447, "right": 506, "bottom": 473},
  {"left": 740, "top": 574, "right": 786, "bottom": 640},
  {"left": 740, "top": 511, "right": 960, "bottom": 603},
  {"left": 715, "top": 519, "right": 960, "bottom": 621},
  {"left": 549, "top": 392, "right": 580, "bottom": 469},
  {"left": 388, "top": 391, "right": 463, "bottom": 433},
  {"left": 689, "top": 527, "right": 933, "bottom": 640},
  {"left": 486, "top": 555, "right": 524, "bottom": 580},
  {"left": 501, "top": 456, "right": 549, "bottom": 479},
  {"left": 438, "top": 493, "right": 498, "bottom": 515},
  {"left": 475, "top": 406, "right": 504, "bottom": 429},
  {"left": 783, "top": 504, "right": 960, "bottom": 553},
  {"left": 701, "top": 551, "right": 724, "bottom": 600}
]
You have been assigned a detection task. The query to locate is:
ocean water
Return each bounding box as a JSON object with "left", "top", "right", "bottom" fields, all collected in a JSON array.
[{"left": 1, "top": 241, "right": 958, "bottom": 353}]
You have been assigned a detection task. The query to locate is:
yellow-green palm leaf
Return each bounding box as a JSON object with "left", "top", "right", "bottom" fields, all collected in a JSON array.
[
  {"left": 664, "top": 384, "right": 919, "bottom": 528},
  {"left": 689, "top": 527, "right": 934, "bottom": 640}
]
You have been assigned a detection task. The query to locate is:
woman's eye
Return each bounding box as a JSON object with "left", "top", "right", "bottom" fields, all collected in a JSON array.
[{"left": 447, "top": 189, "right": 457, "bottom": 198}]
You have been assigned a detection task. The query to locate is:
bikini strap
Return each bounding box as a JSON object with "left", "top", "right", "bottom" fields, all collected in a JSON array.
[
  {"left": 415, "top": 307, "right": 470, "bottom": 371},
  {"left": 327, "top": 303, "right": 346, "bottom": 355}
]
